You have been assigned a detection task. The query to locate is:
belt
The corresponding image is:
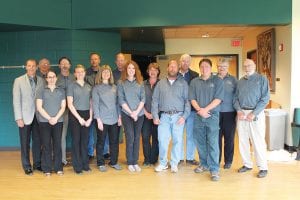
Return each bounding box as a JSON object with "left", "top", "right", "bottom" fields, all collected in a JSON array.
[
  {"left": 242, "top": 107, "right": 255, "bottom": 110},
  {"left": 161, "top": 110, "right": 181, "bottom": 115}
]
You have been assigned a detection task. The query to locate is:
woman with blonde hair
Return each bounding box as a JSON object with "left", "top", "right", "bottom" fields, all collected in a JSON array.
[
  {"left": 117, "top": 60, "right": 145, "bottom": 172},
  {"left": 67, "top": 64, "right": 93, "bottom": 174},
  {"left": 92, "top": 65, "right": 122, "bottom": 172}
]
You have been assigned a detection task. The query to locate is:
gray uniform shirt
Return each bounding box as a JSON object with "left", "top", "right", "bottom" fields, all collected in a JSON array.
[
  {"left": 56, "top": 73, "right": 76, "bottom": 93},
  {"left": 117, "top": 79, "right": 146, "bottom": 117},
  {"left": 219, "top": 74, "right": 237, "bottom": 112},
  {"left": 233, "top": 72, "right": 270, "bottom": 116},
  {"left": 152, "top": 76, "right": 191, "bottom": 120},
  {"left": 189, "top": 74, "right": 224, "bottom": 113},
  {"left": 92, "top": 84, "right": 119, "bottom": 125},
  {"left": 67, "top": 82, "right": 92, "bottom": 110},
  {"left": 36, "top": 87, "right": 65, "bottom": 122}
]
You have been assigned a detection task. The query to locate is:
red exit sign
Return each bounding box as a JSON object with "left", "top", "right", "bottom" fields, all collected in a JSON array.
[{"left": 231, "top": 39, "right": 242, "bottom": 47}]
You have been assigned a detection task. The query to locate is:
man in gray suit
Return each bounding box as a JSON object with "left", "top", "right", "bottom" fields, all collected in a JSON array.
[{"left": 13, "top": 59, "right": 44, "bottom": 175}]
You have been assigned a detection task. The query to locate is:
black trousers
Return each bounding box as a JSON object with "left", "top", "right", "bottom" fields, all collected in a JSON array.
[
  {"left": 121, "top": 112, "right": 144, "bottom": 165},
  {"left": 219, "top": 111, "right": 237, "bottom": 164},
  {"left": 69, "top": 110, "right": 90, "bottom": 172},
  {"left": 39, "top": 122, "right": 63, "bottom": 173},
  {"left": 18, "top": 115, "right": 41, "bottom": 170},
  {"left": 141, "top": 117, "right": 159, "bottom": 164},
  {"left": 96, "top": 123, "right": 119, "bottom": 166}
]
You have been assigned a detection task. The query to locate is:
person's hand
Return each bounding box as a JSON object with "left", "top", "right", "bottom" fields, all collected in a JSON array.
[
  {"left": 237, "top": 111, "right": 246, "bottom": 120},
  {"left": 78, "top": 117, "right": 85, "bottom": 126},
  {"left": 153, "top": 118, "right": 160, "bottom": 125},
  {"left": 176, "top": 117, "right": 185, "bottom": 125},
  {"left": 97, "top": 119, "right": 103, "bottom": 131},
  {"left": 85, "top": 118, "right": 92, "bottom": 127},
  {"left": 197, "top": 108, "right": 211, "bottom": 118},
  {"left": 16, "top": 119, "right": 24, "bottom": 128},
  {"left": 144, "top": 111, "right": 153, "bottom": 120},
  {"left": 246, "top": 112, "right": 256, "bottom": 122},
  {"left": 117, "top": 117, "right": 122, "bottom": 126},
  {"left": 49, "top": 117, "right": 58, "bottom": 125}
]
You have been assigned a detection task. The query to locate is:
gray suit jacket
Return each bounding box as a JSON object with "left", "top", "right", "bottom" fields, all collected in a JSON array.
[{"left": 13, "top": 74, "right": 44, "bottom": 125}]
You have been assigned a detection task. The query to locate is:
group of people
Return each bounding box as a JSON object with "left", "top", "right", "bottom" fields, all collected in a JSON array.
[{"left": 13, "top": 52, "right": 270, "bottom": 181}]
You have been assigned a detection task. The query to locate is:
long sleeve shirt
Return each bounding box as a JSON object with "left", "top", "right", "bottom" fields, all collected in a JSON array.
[{"left": 219, "top": 74, "right": 237, "bottom": 112}]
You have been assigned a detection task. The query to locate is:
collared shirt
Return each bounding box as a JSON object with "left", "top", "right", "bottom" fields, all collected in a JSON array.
[
  {"left": 152, "top": 76, "right": 191, "bottom": 120},
  {"left": 144, "top": 79, "right": 159, "bottom": 113},
  {"left": 117, "top": 79, "right": 146, "bottom": 117},
  {"left": 92, "top": 84, "right": 120, "bottom": 125},
  {"left": 85, "top": 66, "right": 100, "bottom": 86},
  {"left": 233, "top": 72, "right": 270, "bottom": 116},
  {"left": 56, "top": 73, "right": 76, "bottom": 93},
  {"left": 67, "top": 81, "right": 92, "bottom": 110},
  {"left": 218, "top": 73, "right": 237, "bottom": 112},
  {"left": 112, "top": 68, "right": 122, "bottom": 84},
  {"left": 189, "top": 74, "right": 224, "bottom": 113},
  {"left": 178, "top": 69, "right": 199, "bottom": 84},
  {"left": 36, "top": 86, "right": 65, "bottom": 122}
]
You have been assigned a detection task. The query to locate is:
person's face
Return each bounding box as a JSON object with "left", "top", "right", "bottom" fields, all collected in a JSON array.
[
  {"left": 39, "top": 59, "right": 50, "bottom": 73},
  {"left": 75, "top": 68, "right": 85, "bottom": 80},
  {"left": 46, "top": 71, "right": 57, "bottom": 85},
  {"left": 127, "top": 64, "right": 136, "bottom": 77},
  {"left": 115, "top": 54, "right": 126, "bottom": 71},
  {"left": 167, "top": 61, "right": 179, "bottom": 77},
  {"left": 180, "top": 58, "right": 190, "bottom": 72},
  {"left": 90, "top": 54, "right": 100, "bottom": 68},
  {"left": 102, "top": 69, "right": 111, "bottom": 81},
  {"left": 243, "top": 60, "right": 256, "bottom": 76},
  {"left": 217, "top": 63, "right": 229, "bottom": 76},
  {"left": 200, "top": 61, "right": 212, "bottom": 77},
  {"left": 148, "top": 67, "right": 159, "bottom": 79},
  {"left": 26, "top": 60, "right": 37, "bottom": 77},
  {"left": 59, "top": 59, "right": 71, "bottom": 72}
]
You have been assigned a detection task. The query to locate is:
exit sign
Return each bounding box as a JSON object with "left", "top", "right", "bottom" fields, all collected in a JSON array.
[{"left": 231, "top": 39, "right": 242, "bottom": 47}]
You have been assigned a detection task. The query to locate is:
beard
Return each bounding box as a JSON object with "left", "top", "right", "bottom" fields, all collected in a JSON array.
[{"left": 168, "top": 71, "right": 178, "bottom": 78}]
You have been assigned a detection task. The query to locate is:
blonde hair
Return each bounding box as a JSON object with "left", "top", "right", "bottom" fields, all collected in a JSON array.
[
  {"left": 95, "top": 65, "right": 114, "bottom": 85},
  {"left": 121, "top": 60, "right": 143, "bottom": 85},
  {"left": 74, "top": 64, "right": 86, "bottom": 72}
]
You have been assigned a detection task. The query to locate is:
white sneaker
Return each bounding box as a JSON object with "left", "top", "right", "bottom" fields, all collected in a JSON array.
[
  {"left": 133, "top": 164, "right": 141, "bottom": 172},
  {"left": 171, "top": 165, "right": 178, "bottom": 173},
  {"left": 128, "top": 165, "right": 135, "bottom": 172},
  {"left": 155, "top": 164, "right": 168, "bottom": 172}
]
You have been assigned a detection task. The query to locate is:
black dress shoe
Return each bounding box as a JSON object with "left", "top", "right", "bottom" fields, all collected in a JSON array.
[
  {"left": 24, "top": 169, "right": 33, "bottom": 175},
  {"left": 238, "top": 166, "right": 252, "bottom": 173},
  {"left": 33, "top": 166, "right": 43, "bottom": 172},
  {"left": 257, "top": 170, "right": 268, "bottom": 178},
  {"left": 224, "top": 163, "right": 232, "bottom": 169}
]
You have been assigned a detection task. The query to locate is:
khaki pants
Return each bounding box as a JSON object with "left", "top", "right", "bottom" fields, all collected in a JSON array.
[{"left": 237, "top": 110, "right": 268, "bottom": 170}]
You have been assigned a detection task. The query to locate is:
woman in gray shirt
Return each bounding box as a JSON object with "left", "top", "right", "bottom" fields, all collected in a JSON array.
[
  {"left": 117, "top": 60, "right": 145, "bottom": 172},
  {"left": 67, "top": 64, "right": 93, "bottom": 174},
  {"left": 92, "top": 65, "right": 122, "bottom": 172},
  {"left": 36, "top": 70, "right": 66, "bottom": 176}
]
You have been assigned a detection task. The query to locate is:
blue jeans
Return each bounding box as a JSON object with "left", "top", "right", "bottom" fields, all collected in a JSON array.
[
  {"left": 158, "top": 113, "right": 185, "bottom": 167},
  {"left": 193, "top": 113, "right": 220, "bottom": 173},
  {"left": 181, "top": 111, "right": 196, "bottom": 160}
]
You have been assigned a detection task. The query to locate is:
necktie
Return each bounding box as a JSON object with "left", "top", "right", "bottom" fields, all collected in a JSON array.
[{"left": 29, "top": 77, "right": 36, "bottom": 93}]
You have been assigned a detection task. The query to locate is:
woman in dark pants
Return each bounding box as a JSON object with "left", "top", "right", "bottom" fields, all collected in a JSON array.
[
  {"left": 117, "top": 60, "right": 145, "bottom": 172},
  {"left": 36, "top": 70, "right": 66, "bottom": 176},
  {"left": 67, "top": 64, "right": 93, "bottom": 174},
  {"left": 142, "top": 63, "right": 160, "bottom": 166},
  {"left": 92, "top": 65, "right": 122, "bottom": 172}
]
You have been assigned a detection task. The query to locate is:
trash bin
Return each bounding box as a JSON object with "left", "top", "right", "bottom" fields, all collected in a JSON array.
[
  {"left": 265, "top": 109, "right": 287, "bottom": 150},
  {"left": 291, "top": 123, "right": 300, "bottom": 147}
]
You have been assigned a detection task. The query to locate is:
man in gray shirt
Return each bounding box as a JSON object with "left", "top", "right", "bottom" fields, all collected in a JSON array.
[
  {"left": 234, "top": 59, "right": 270, "bottom": 178},
  {"left": 152, "top": 60, "right": 190, "bottom": 173}
]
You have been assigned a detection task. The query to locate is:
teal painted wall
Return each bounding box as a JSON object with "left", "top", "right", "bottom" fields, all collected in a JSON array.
[
  {"left": 72, "top": 0, "right": 292, "bottom": 28},
  {"left": 0, "top": 30, "right": 120, "bottom": 147},
  {"left": 0, "top": 0, "right": 71, "bottom": 28}
]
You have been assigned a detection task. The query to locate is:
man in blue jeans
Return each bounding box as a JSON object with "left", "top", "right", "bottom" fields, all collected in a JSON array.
[
  {"left": 189, "top": 58, "right": 224, "bottom": 181},
  {"left": 152, "top": 60, "right": 190, "bottom": 173}
]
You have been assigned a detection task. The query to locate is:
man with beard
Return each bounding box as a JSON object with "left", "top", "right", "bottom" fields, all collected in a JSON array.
[{"left": 152, "top": 60, "right": 190, "bottom": 173}]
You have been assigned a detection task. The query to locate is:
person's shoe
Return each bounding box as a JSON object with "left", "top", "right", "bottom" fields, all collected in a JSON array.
[
  {"left": 24, "top": 169, "right": 33, "bottom": 176},
  {"left": 98, "top": 165, "right": 107, "bottom": 172},
  {"left": 143, "top": 162, "right": 151, "bottom": 167},
  {"left": 88, "top": 155, "right": 94, "bottom": 161},
  {"left": 224, "top": 163, "right": 232, "bottom": 169},
  {"left": 155, "top": 164, "right": 168, "bottom": 172},
  {"left": 211, "top": 172, "right": 220, "bottom": 181},
  {"left": 171, "top": 165, "right": 178, "bottom": 173},
  {"left": 83, "top": 168, "right": 92, "bottom": 173},
  {"left": 44, "top": 172, "right": 51, "bottom": 177},
  {"left": 75, "top": 170, "right": 83, "bottom": 175},
  {"left": 257, "top": 170, "right": 268, "bottom": 178},
  {"left": 103, "top": 153, "right": 111, "bottom": 160},
  {"left": 194, "top": 165, "right": 209, "bottom": 173},
  {"left": 133, "top": 164, "right": 141, "bottom": 172},
  {"left": 110, "top": 164, "right": 122, "bottom": 170},
  {"left": 33, "top": 166, "right": 43, "bottom": 172},
  {"left": 57, "top": 171, "right": 64, "bottom": 176},
  {"left": 186, "top": 160, "right": 199, "bottom": 165},
  {"left": 238, "top": 166, "right": 252, "bottom": 173},
  {"left": 128, "top": 165, "right": 135, "bottom": 172}
]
